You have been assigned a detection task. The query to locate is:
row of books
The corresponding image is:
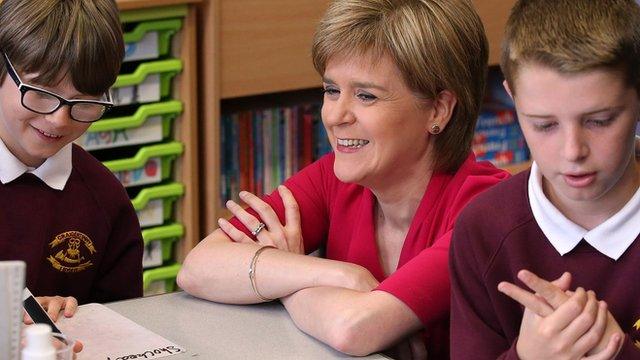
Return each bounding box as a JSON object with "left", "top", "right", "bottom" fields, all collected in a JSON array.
[
  {"left": 473, "top": 68, "right": 530, "bottom": 167},
  {"left": 220, "top": 103, "right": 331, "bottom": 203},
  {"left": 472, "top": 106, "right": 529, "bottom": 167}
]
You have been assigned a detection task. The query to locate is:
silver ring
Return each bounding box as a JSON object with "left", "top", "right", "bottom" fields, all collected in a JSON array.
[{"left": 251, "top": 222, "right": 266, "bottom": 236}]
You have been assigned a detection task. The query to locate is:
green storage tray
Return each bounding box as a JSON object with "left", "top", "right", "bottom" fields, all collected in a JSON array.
[
  {"left": 104, "top": 142, "right": 183, "bottom": 188},
  {"left": 120, "top": 5, "right": 188, "bottom": 24},
  {"left": 77, "top": 101, "right": 182, "bottom": 151},
  {"left": 132, "top": 182, "right": 185, "bottom": 228},
  {"left": 124, "top": 19, "right": 182, "bottom": 63},
  {"left": 142, "top": 223, "right": 184, "bottom": 269},
  {"left": 112, "top": 59, "right": 182, "bottom": 106},
  {"left": 143, "top": 263, "right": 181, "bottom": 296}
]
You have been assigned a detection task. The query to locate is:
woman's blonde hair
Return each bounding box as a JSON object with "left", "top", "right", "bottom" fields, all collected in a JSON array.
[
  {"left": 0, "top": 0, "right": 124, "bottom": 95},
  {"left": 312, "top": 0, "right": 488, "bottom": 173},
  {"left": 501, "top": 0, "right": 640, "bottom": 95}
]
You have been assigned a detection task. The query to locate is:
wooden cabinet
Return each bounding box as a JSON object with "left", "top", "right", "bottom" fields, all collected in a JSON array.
[
  {"left": 472, "top": 0, "right": 516, "bottom": 65},
  {"left": 199, "top": 0, "right": 518, "bottom": 234},
  {"left": 115, "top": 0, "right": 200, "bottom": 261}
]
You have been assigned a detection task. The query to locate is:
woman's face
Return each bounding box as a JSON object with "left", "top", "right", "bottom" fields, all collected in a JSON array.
[{"left": 321, "top": 52, "right": 435, "bottom": 188}]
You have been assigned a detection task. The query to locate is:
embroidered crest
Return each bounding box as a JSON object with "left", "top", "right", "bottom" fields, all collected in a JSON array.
[{"left": 47, "top": 231, "right": 97, "bottom": 273}]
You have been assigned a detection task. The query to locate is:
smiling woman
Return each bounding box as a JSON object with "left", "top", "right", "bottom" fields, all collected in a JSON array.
[{"left": 177, "top": 0, "right": 509, "bottom": 358}]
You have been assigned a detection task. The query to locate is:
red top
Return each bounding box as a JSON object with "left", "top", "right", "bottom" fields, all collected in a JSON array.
[{"left": 231, "top": 152, "right": 508, "bottom": 358}]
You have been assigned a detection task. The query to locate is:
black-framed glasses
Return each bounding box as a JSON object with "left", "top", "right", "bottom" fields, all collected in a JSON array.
[{"left": 2, "top": 52, "right": 113, "bottom": 123}]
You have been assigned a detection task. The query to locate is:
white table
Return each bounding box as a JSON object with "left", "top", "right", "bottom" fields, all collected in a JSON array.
[{"left": 106, "top": 291, "right": 390, "bottom": 359}]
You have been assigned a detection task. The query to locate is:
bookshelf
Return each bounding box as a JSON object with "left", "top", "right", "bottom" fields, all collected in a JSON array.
[
  {"left": 115, "top": 0, "right": 200, "bottom": 262},
  {"left": 200, "top": 0, "right": 518, "bottom": 234}
]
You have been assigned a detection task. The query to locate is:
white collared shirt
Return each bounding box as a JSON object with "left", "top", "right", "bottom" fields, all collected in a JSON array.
[
  {"left": 528, "top": 162, "right": 640, "bottom": 260},
  {"left": 0, "top": 138, "right": 72, "bottom": 190}
]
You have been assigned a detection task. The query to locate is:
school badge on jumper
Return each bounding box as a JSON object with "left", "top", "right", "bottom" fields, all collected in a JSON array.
[{"left": 47, "top": 231, "right": 97, "bottom": 273}]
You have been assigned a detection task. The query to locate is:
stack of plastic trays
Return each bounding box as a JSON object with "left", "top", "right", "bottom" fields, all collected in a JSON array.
[{"left": 76, "top": 5, "right": 188, "bottom": 296}]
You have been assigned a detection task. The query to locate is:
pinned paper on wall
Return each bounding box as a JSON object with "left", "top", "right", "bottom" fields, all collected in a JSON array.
[{"left": 57, "top": 303, "right": 185, "bottom": 360}]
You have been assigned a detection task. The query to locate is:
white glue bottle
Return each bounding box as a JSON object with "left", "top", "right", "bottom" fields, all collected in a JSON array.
[{"left": 22, "top": 324, "right": 55, "bottom": 360}]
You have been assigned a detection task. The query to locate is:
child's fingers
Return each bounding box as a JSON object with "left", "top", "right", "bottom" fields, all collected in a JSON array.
[
  {"left": 561, "top": 290, "right": 599, "bottom": 347},
  {"left": 574, "top": 300, "right": 609, "bottom": 355},
  {"left": 45, "top": 296, "right": 64, "bottom": 321},
  {"left": 518, "top": 269, "right": 570, "bottom": 309},
  {"left": 497, "top": 281, "right": 553, "bottom": 317},
  {"left": 582, "top": 332, "right": 621, "bottom": 360},
  {"left": 550, "top": 272, "right": 572, "bottom": 292},
  {"left": 73, "top": 339, "right": 84, "bottom": 353},
  {"left": 543, "top": 287, "right": 588, "bottom": 334},
  {"left": 63, "top": 297, "right": 78, "bottom": 317},
  {"left": 23, "top": 311, "right": 34, "bottom": 324}
]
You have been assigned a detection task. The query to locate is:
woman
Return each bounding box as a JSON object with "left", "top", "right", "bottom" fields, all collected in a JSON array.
[{"left": 178, "top": 0, "right": 508, "bottom": 357}]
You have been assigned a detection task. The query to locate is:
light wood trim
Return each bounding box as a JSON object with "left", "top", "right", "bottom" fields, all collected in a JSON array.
[
  {"left": 116, "top": 0, "right": 201, "bottom": 11},
  {"left": 220, "top": 0, "right": 330, "bottom": 98},
  {"left": 199, "top": 0, "right": 222, "bottom": 235},
  {"left": 173, "top": 6, "right": 200, "bottom": 261},
  {"left": 502, "top": 160, "right": 532, "bottom": 175},
  {"left": 472, "top": 0, "right": 516, "bottom": 65}
]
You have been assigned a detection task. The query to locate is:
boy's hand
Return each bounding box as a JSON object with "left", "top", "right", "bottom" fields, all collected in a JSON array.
[
  {"left": 498, "top": 270, "right": 623, "bottom": 359},
  {"left": 516, "top": 288, "right": 616, "bottom": 359},
  {"left": 23, "top": 296, "right": 78, "bottom": 323},
  {"left": 26, "top": 296, "right": 83, "bottom": 354}
]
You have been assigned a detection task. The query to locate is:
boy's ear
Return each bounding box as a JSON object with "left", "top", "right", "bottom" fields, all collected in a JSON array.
[{"left": 503, "top": 80, "right": 514, "bottom": 100}]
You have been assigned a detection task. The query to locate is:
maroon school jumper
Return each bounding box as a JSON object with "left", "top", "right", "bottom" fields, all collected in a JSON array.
[
  {"left": 230, "top": 152, "right": 509, "bottom": 359},
  {"left": 0, "top": 144, "right": 143, "bottom": 304},
  {"left": 450, "top": 170, "right": 640, "bottom": 359}
]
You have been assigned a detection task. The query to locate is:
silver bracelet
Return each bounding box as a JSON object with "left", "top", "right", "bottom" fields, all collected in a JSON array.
[{"left": 249, "top": 245, "right": 276, "bottom": 302}]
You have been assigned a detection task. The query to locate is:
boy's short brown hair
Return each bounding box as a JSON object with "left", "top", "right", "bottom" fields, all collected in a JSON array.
[
  {"left": 501, "top": 0, "right": 640, "bottom": 94},
  {"left": 0, "top": 0, "right": 124, "bottom": 96},
  {"left": 312, "top": 0, "right": 488, "bottom": 173}
]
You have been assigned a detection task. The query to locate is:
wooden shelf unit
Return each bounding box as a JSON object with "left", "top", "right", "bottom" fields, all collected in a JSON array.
[
  {"left": 115, "top": 0, "right": 201, "bottom": 261},
  {"left": 200, "top": 0, "right": 517, "bottom": 234}
]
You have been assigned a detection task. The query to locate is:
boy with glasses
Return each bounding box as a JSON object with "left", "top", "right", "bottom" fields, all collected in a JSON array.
[{"left": 0, "top": 0, "right": 143, "bottom": 322}]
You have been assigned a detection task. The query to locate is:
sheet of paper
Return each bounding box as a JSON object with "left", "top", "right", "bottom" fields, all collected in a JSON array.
[{"left": 57, "top": 303, "right": 185, "bottom": 360}]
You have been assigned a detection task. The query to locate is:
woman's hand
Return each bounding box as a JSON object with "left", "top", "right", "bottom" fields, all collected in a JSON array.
[
  {"left": 336, "top": 262, "right": 380, "bottom": 292},
  {"left": 218, "top": 185, "right": 305, "bottom": 254}
]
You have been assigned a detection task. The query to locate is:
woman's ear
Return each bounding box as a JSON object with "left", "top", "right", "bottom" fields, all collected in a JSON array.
[{"left": 428, "top": 90, "right": 457, "bottom": 134}]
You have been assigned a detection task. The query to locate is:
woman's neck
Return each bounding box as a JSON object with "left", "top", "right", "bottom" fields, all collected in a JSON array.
[{"left": 372, "top": 166, "right": 433, "bottom": 230}]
